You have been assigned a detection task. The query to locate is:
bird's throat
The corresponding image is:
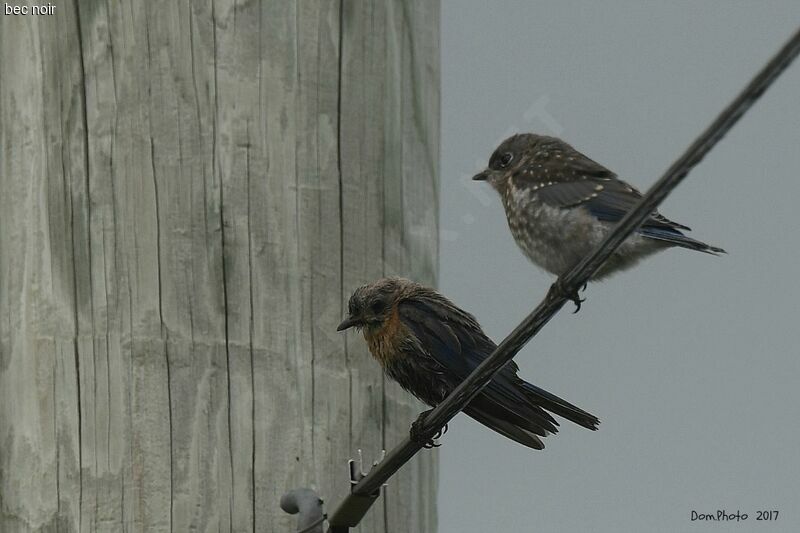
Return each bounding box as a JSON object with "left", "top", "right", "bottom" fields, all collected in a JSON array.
[{"left": 363, "top": 312, "right": 405, "bottom": 367}]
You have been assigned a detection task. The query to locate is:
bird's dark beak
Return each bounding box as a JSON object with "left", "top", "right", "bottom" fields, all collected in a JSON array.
[
  {"left": 472, "top": 170, "right": 488, "bottom": 181},
  {"left": 337, "top": 315, "right": 360, "bottom": 332}
]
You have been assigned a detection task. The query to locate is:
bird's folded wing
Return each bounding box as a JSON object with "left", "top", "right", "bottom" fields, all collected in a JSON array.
[
  {"left": 512, "top": 141, "right": 691, "bottom": 231},
  {"left": 515, "top": 159, "right": 691, "bottom": 232},
  {"left": 397, "top": 298, "right": 558, "bottom": 433}
]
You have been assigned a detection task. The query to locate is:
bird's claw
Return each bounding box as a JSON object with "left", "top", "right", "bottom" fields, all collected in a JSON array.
[
  {"left": 421, "top": 423, "right": 449, "bottom": 448},
  {"left": 410, "top": 409, "right": 446, "bottom": 449},
  {"left": 553, "top": 280, "right": 586, "bottom": 313},
  {"left": 573, "top": 283, "right": 589, "bottom": 312},
  {"left": 571, "top": 294, "right": 586, "bottom": 314}
]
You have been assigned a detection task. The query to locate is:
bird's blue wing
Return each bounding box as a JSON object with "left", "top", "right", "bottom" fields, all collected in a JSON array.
[
  {"left": 516, "top": 170, "right": 691, "bottom": 232},
  {"left": 397, "top": 295, "right": 600, "bottom": 448},
  {"left": 514, "top": 142, "right": 692, "bottom": 232},
  {"left": 397, "top": 298, "right": 560, "bottom": 434},
  {"left": 396, "top": 298, "right": 515, "bottom": 388}
]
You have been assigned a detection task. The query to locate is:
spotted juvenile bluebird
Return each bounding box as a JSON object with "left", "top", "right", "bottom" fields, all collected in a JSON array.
[
  {"left": 473, "top": 134, "right": 724, "bottom": 302},
  {"left": 337, "top": 277, "right": 599, "bottom": 450}
]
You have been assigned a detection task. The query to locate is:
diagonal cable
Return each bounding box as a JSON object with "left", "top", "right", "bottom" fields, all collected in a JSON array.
[{"left": 326, "top": 25, "right": 800, "bottom": 531}]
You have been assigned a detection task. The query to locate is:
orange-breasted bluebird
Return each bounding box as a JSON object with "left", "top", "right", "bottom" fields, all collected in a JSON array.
[
  {"left": 473, "top": 134, "right": 724, "bottom": 289},
  {"left": 337, "top": 277, "right": 599, "bottom": 450}
]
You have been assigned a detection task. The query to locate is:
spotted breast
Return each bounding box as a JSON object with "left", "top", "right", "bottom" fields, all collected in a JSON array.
[{"left": 501, "top": 176, "right": 603, "bottom": 276}]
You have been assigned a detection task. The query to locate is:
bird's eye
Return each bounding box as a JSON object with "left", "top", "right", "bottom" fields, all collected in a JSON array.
[
  {"left": 499, "top": 152, "right": 513, "bottom": 168},
  {"left": 370, "top": 299, "right": 386, "bottom": 314}
]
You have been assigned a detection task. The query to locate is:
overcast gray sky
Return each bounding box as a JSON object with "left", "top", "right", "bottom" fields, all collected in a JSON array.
[{"left": 439, "top": 2, "right": 800, "bottom": 532}]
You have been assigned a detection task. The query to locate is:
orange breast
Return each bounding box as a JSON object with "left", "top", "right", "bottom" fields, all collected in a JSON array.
[{"left": 364, "top": 307, "right": 406, "bottom": 367}]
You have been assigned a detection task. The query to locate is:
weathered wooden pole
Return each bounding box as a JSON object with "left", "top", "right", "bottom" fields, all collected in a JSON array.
[{"left": 0, "top": 1, "right": 439, "bottom": 531}]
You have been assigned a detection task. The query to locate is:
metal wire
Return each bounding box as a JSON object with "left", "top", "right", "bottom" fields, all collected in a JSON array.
[
  {"left": 297, "top": 515, "right": 327, "bottom": 533},
  {"left": 325, "top": 25, "right": 800, "bottom": 531}
]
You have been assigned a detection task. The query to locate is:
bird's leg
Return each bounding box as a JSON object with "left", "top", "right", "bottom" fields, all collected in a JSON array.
[
  {"left": 410, "top": 409, "right": 444, "bottom": 449},
  {"left": 552, "top": 279, "right": 586, "bottom": 313}
]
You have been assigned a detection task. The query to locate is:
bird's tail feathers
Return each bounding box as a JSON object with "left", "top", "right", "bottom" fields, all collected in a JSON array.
[
  {"left": 521, "top": 382, "right": 600, "bottom": 431},
  {"left": 640, "top": 227, "right": 726, "bottom": 255},
  {"left": 465, "top": 408, "right": 546, "bottom": 450}
]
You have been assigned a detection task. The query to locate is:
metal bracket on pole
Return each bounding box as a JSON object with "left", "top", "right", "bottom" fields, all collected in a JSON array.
[
  {"left": 349, "top": 449, "right": 386, "bottom": 494},
  {"left": 327, "top": 449, "right": 387, "bottom": 530}
]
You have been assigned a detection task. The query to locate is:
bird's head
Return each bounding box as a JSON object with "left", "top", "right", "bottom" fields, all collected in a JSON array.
[
  {"left": 337, "top": 277, "right": 413, "bottom": 332},
  {"left": 472, "top": 132, "right": 551, "bottom": 190}
]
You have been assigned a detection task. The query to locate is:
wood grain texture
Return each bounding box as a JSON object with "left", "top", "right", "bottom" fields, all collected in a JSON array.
[{"left": 0, "top": 1, "right": 439, "bottom": 531}]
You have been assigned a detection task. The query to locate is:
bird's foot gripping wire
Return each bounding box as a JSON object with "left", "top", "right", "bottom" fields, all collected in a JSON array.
[
  {"left": 410, "top": 409, "right": 448, "bottom": 449},
  {"left": 552, "top": 279, "right": 586, "bottom": 313}
]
